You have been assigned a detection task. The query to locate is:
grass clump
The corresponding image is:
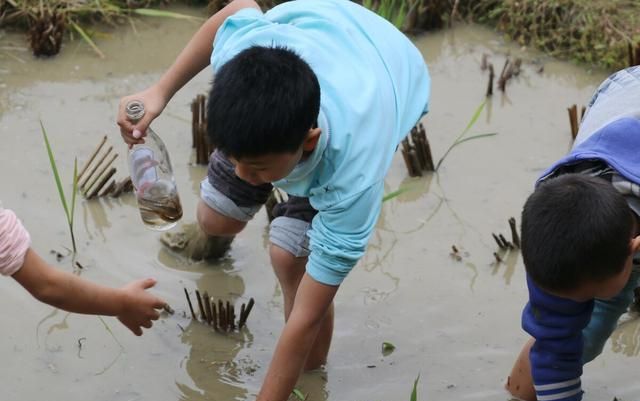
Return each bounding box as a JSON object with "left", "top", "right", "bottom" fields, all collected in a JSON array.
[{"left": 360, "top": 0, "right": 640, "bottom": 71}]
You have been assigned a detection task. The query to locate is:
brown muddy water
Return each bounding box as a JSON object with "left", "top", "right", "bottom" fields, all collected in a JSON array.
[{"left": 1, "top": 6, "right": 638, "bottom": 401}]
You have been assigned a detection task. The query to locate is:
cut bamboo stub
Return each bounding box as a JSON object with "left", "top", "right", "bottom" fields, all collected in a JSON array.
[
  {"left": 486, "top": 63, "right": 494, "bottom": 97},
  {"left": 629, "top": 42, "right": 640, "bottom": 67},
  {"left": 184, "top": 288, "right": 255, "bottom": 333},
  {"left": 191, "top": 94, "right": 216, "bottom": 165},
  {"left": 78, "top": 136, "right": 133, "bottom": 199},
  {"left": 567, "top": 104, "right": 586, "bottom": 140},
  {"left": 508, "top": 217, "right": 521, "bottom": 248},
  {"left": 497, "top": 57, "right": 521, "bottom": 93},
  {"left": 491, "top": 217, "right": 521, "bottom": 258},
  {"left": 401, "top": 123, "right": 434, "bottom": 177}
]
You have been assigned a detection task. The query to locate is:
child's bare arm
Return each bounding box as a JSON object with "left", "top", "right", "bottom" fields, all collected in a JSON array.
[
  {"left": 506, "top": 338, "right": 536, "bottom": 401},
  {"left": 117, "top": 0, "right": 260, "bottom": 145},
  {"left": 12, "top": 248, "right": 166, "bottom": 336},
  {"left": 257, "top": 274, "right": 338, "bottom": 401}
]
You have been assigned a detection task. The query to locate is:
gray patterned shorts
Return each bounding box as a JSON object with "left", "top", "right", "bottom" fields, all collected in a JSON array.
[{"left": 200, "top": 150, "right": 317, "bottom": 257}]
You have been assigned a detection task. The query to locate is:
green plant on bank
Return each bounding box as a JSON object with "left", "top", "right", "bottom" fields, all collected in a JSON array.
[
  {"left": 366, "top": 0, "right": 639, "bottom": 70},
  {"left": 40, "top": 121, "right": 79, "bottom": 254},
  {"left": 362, "top": 0, "right": 407, "bottom": 29},
  {"left": 0, "top": 0, "right": 203, "bottom": 58}
]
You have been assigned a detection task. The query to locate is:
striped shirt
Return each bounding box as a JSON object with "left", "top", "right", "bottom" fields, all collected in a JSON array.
[{"left": 0, "top": 207, "right": 31, "bottom": 276}]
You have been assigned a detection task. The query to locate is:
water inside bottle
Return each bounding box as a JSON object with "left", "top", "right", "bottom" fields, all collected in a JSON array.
[{"left": 136, "top": 179, "right": 183, "bottom": 230}]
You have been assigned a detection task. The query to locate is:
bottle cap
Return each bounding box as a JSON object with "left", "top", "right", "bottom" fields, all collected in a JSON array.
[{"left": 125, "top": 100, "right": 145, "bottom": 122}]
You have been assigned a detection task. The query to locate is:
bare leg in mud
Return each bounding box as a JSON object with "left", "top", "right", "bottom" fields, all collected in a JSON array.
[
  {"left": 160, "top": 200, "right": 239, "bottom": 261},
  {"left": 270, "top": 245, "right": 334, "bottom": 370}
]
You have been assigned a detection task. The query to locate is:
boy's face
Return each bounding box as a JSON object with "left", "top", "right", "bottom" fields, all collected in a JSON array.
[
  {"left": 556, "top": 235, "right": 640, "bottom": 302},
  {"left": 230, "top": 149, "right": 304, "bottom": 186},
  {"left": 229, "top": 128, "right": 322, "bottom": 186}
]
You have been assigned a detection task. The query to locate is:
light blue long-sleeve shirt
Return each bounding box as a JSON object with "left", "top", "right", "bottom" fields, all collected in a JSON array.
[{"left": 210, "top": 0, "right": 430, "bottom": 285}]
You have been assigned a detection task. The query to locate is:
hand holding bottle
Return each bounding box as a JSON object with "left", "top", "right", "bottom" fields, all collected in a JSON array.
[
  {"left": 117, "top": 85, "right": 169, "bottom": 147},
  {"left": 125, "top": 100, "right": 183, "bottom": 231}
]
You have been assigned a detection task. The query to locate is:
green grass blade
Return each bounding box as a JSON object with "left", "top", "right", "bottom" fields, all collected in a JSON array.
[
  {"left": 70, "top": 21, "right": 106, "bottom": 59},
  {"left": 461, "top": 99, "right": 486, "bottom": 136},
  {"left": 40, "top": 120, "right": 70, "bottom": 225},
  {"left": 70, "top": 158, "right": 78, "bottom": 227},
  {"left": 133, "top": 8, "right": 204, "bottom": 20},
  {"left": 453, "top": 132, "right": 498, "bottom": 146},
  {"left": 383, "top": 187, "right": 410, "bottom": 202},
  {"left": 435, "top": 100, "right": 492, "bottom": 171},
  {"left": 410, "top": 374, "right": 420, "bottom": 401}
]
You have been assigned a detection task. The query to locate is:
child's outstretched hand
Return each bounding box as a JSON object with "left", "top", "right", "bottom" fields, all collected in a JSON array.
[
  {"left": 116, "top": 278, "right": 167, "bottom": 336},
  {"left": 117, "top": 85, "right": 168, "bottom": 148}
]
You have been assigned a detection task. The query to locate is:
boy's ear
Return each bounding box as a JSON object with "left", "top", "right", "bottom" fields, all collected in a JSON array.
[
  {"left": 302, "top": 128, "right": 322, "bottom": 152},
  {"left": 630, "top": 235, "right": 640, "bottom": 254}
]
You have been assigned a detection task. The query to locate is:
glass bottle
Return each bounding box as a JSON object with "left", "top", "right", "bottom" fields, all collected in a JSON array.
[{"left": 126, "top": 100, "right": 183, "bottom": 231}]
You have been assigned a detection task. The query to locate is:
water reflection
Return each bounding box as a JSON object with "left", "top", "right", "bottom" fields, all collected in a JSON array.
[
  {"left": 611, "top": 314, "right": 640, "bottom": 357},
  {"left": 159, "top": 242, "right": 259, "bottom": 400}
]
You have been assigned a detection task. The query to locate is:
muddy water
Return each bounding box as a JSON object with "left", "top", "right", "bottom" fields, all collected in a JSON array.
[{"left": 0, "top": 7, "right": 637, "bottom": 401}]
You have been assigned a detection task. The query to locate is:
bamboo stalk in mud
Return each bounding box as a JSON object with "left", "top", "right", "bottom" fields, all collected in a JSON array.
[
  {"left": 98, "top": 180, "right": 116, "bottom": 198},
  {"left": 77, "top": 135, "right": 107, "bottom": 181},
  {"left": 210, "top": 297, "right": 218, "bottom": 330},
  {"left": 195, "top": 290, "right": 206, "bottom": 322},
  {"left": 184, "top": 288, "right": 197, "bottom": 319},
  {"left": 567, "top": 104, "right": 579, "bottom": 139},
  {"left": 219, "top": 300, "right": 226, "bottom": 331},
  {"left": 83, "top": 153, "right": 118, "bottom": 195},
  {"left": 492, "top": 233, "right": 507, "bottom": 250},
  {"left": 203, "top": 291, "right": 213, "bottom": 325},
  {"left": 79, "top": 145, "right": 113, "bottom": 190},
  {"left": 86, "top": 167, "right": 117, "bottom": 199},
  {"left": 486, "top": 64, "right": 494, "bottom": 97},
  {"left": 238, "top": 298, "right": 255, "bottom": 329},
  {"left": 508, "top": 217, "right": 520, "bottom": 248}
]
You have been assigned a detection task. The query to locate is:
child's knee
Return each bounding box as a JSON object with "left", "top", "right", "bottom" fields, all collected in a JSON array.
[{"left": 197, "top": 200, "right": 246, "bottom": 236}]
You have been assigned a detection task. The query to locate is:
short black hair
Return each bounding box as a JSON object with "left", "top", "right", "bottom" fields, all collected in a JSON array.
[
  {"left": 521, "top": 173, "right": 633, "bottom": 292},
  {"left": 207, "top": 45, "right": 320, "bottom": 158}
]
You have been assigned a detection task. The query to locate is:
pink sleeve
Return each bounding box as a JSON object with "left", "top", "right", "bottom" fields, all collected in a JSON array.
[{"left": 0, "top": 208, "right": 31, "bottom": 276}]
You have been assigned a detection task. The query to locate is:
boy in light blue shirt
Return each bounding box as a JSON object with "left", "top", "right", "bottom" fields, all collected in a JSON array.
[{"left": 117, "top": 0, "right": 429, "bottom": 399}]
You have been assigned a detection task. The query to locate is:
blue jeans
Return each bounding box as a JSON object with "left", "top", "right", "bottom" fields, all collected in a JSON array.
[{"left": 582, "top": 266, "right": 640, "bottom": 362}]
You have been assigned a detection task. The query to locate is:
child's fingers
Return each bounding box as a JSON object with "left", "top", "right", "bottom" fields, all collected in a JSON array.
[
  {"left": 153, "top": 298, "right": 168, "bottom": 310},
  {"left": 139, "top": 277, "right": 157, "bottom": 290},
  {"left": 149, "top": 309, "right": 161, "bottom": 320}
]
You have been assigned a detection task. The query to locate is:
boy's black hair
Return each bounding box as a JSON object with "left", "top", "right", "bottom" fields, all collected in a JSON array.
[
  {"left": 521, "top": 173, "right": 633, "bottom": 292},
  {"left": 207, "top": 45, "right": 320, "bottom": 159}
]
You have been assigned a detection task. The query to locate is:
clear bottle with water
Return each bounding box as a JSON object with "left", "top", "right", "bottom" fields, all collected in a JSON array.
[{"left": 126, "top": 100, "right": 183, "bottom": 231}]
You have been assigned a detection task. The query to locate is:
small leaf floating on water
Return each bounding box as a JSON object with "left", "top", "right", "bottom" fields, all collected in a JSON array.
[
  {"left": 382, "top": 341, "right": 396, "bottom": 355},
  {"left": 291, "top": 388, "right": 307, "bottom": 401}
]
